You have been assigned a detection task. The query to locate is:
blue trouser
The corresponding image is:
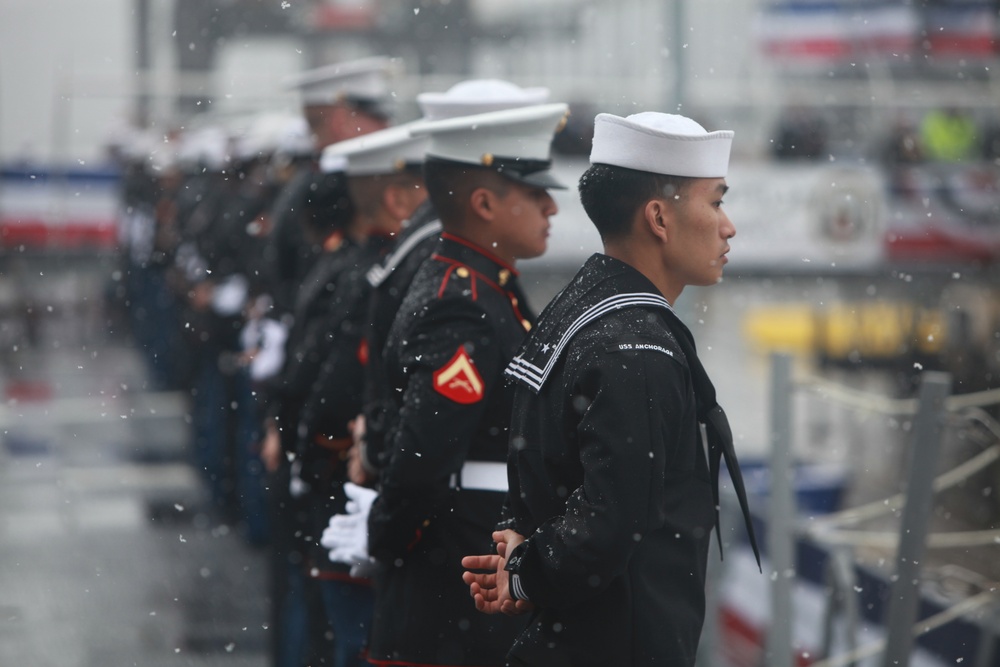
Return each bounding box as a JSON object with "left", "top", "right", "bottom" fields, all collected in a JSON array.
[
  {"left": 191, "top": 351, "right": 229, "bottom": 508},
  {"left": 319, "top": 579, "right": 375, "bottom": 667},
  {"left": 233, "top": 370, "right": 269, "bottom": 545},
  {"left": 126, "top": 264, "right": 184, "bottom": 390},
  {"left": 276, "top": 562, "right": 310, "bottom": 667}
]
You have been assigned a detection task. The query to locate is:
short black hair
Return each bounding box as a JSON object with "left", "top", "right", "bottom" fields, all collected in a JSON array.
[
  {"left": 578, "top": 163, "right": 693, "bottom": 241},
  {"left": 422, "top": 160, "right": 509, "bottom": 228}
]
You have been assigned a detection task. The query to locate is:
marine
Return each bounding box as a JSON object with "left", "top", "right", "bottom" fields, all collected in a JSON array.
[{"left": 324, "top": 102, "right": 569, "bottom": 666}]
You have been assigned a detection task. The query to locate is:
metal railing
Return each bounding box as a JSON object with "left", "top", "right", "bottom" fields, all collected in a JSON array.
[{"left": 762, "top": 352, "right": 1000, "bottom": 667}]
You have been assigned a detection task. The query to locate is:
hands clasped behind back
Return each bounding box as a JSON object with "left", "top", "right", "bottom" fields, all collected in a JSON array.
[{"left": 322, "top": 482, "right": 378, "bottom": 577}]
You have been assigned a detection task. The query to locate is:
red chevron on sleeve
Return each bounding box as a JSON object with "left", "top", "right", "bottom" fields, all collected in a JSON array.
[{"left": 432, "top": 346, "right": 485, "bottom": 404}]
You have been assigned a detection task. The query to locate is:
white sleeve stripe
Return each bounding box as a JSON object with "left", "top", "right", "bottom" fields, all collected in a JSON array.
[{"left": 510, "top": 573, "right": 528, "bottom": 601}]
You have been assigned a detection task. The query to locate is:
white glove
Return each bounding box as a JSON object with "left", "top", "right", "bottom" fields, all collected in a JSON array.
[
  {"left": 248, "top": 318, "right": 288, "bottom": 382},
  {"left": 211, "top": 274, "right": 249, "bottom": 316},
  {"left": 322, "top": 482, "right": 378, "bottom": 574}
]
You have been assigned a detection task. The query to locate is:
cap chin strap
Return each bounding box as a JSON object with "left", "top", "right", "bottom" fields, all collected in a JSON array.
[
  {"left": 425, "top": 154, "right": 550, "bottom": 174},
  {"left": 424, "top": 156, "right": 563, "bottom": 190}
]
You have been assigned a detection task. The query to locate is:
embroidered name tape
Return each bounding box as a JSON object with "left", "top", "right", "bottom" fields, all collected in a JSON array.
[{"left": 610, "top": 342, "right": 675, "bottom": 357}]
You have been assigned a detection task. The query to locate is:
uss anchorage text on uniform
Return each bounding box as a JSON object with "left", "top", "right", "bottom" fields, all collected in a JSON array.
[{"left": 615, "top": 342, "right": 674, "bottom": 356}]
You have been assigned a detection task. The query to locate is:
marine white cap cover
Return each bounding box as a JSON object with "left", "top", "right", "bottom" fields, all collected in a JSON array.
[
  {"left": 590, "top": 112, "right": 734, "bottom": 178},
  {"left": 319, "top": 152, "right": 348, "bottom": 175},
  {"left": 286, "top": 56, "right": 397, "bottom": 107},
  {"left": 411, "top": 102, "right": 570, "bottom": 189},
  {"left": 417, "top": 79, "right": 550, "bottom": 121},
  {"left": 321, "top": 123, "right": 427, "bottom": 176}
]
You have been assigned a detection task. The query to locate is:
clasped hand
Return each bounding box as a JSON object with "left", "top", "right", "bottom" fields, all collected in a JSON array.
[
  {"left": 461, "top": 529, "right": 534, "bottom": 616},
  {"left": 321, "top": 482, "right": 378, "bottom": 577}
]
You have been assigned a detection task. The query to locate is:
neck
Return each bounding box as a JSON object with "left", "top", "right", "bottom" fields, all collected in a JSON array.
[
  {"left": 363, "top": 210, "right": 403, "bottom": 240},
  {"left": 603, "top": 239, "right": 681, "bottom": 305},
  {"left": 343, "top": 215, "right": 368, "bottom": 243}
]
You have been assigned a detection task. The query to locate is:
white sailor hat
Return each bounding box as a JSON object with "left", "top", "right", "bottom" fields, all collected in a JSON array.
[
  {"left": 590, "top": 112, "right": 734, "bottom": 178},
  {"left": 286, "top": 56, "right": 397, "bottom": 112},
  {"left": 411, "top": 103, "right": 570, "bottom": 189},
  {"left": 417, "top": 79, "right": 550, "bottom": 121},
  {"left": 320, "top": 123, "right": 426, "bottom": 177}
]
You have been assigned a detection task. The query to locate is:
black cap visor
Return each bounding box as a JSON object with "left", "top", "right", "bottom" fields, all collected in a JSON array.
[
  {"left": 493, "top": 157, "right": 567, "bottom": 190},
  {"left": 343, "top": 95, "right": 392, "bottom": 121}
]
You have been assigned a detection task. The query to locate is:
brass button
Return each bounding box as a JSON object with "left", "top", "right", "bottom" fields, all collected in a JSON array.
[
  {"left": 556, "top": 111, "right": 570, "bottom": 132},
  {"left": 498, "top": 269, "right": 510, "bottom": 286},
  {"left": 481, "top": 153, "right": 494, "bottom": 166},
  {"left": 510, "top": 296, "right": 518, "bottom": 307},
  {"left": 456, "top": 267, "right": 470, "bottom": 278},
  {"left": 521, "top": 319, "right": 532, "bottom": 331}
]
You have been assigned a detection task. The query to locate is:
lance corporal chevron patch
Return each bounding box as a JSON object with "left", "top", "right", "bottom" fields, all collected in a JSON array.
[{"left": 433, "top": 346, "right": 485, "bottom": 404}]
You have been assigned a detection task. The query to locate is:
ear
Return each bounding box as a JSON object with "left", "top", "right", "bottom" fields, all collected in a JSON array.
[
  {"left": 468, "top": 186, "right": 498, "bottom": 222},
  {"left": 642, "top": 198, "right": 672, "bottom": 244}
]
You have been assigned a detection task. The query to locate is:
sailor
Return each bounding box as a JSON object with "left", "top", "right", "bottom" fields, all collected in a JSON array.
[
  {"left": 293, "top": 124, "right": 429, "bottom": 667},
  {"left": 348, "top": 79, "right": 552, "bottom": 485},
  {"left": 324, "top": 102, "right": 569, "bottom": 666},
  {"left": 462, "top": 112, "right": 761, "bottom": 667}
]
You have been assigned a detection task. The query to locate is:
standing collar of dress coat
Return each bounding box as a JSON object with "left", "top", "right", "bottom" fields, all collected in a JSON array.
[
  {"left": 506, "top": 253, "right": 676, "bottom": 393},
  {"left": 432, "top": 233, "right": 520, "bottom": 292}
]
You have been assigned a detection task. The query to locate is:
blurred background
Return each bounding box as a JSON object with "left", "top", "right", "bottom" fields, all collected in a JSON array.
[{"left": 1, "top": 1, "right": 999, "bottom": 666}]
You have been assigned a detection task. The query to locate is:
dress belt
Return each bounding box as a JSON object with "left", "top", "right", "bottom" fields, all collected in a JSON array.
[{"left": 449, "top": 461, "right": 508, "bottom": 492}]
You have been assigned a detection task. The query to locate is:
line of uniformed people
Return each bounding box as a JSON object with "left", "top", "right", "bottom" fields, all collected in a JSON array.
[
  {"left": 113, "top": 114, "right": 316, "bottom": 546},
  {"left": 299, "top": 83, "right": 760, "bottom": 667},
  {"left": 113, "top": 54, "right": 767, "bottom": 667},
  {"left": 112, "top": 57, "right": 568, "bottom": 667}
]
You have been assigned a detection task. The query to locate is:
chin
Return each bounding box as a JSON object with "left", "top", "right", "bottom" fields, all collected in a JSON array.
[
  {"left": 693, "top": 272, "right": 723, "bottom": 287},
  {"left": 516, "top": 243, "right": 548, "bottom": 261}
]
